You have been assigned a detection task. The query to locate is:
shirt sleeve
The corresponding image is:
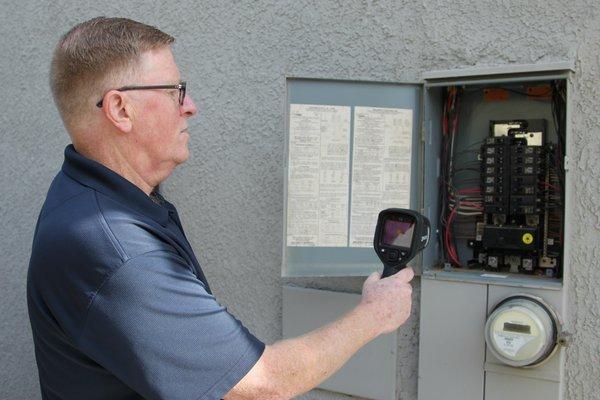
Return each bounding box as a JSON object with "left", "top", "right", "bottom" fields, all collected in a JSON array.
[{"left": 77, "top": 250, "right": 265, "bottom": 400}]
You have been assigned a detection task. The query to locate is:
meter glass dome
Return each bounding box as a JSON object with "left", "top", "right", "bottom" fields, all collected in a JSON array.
[{"left": 485, "top": 295, "right": 559, "bottom": 368}]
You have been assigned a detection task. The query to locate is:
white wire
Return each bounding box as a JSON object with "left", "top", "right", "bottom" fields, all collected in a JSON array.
[{"left": 457, "top": 211, "right": 483, "bottom": 216}]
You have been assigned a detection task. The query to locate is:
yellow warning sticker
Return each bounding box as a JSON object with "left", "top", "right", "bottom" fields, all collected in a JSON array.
[{"left": 522, "top": 233, "right": 534, "bottom": 245}]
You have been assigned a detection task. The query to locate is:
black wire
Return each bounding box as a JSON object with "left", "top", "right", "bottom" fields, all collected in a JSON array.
[{"left": 487, "top": 86, "right": 552, "bottom": 98}]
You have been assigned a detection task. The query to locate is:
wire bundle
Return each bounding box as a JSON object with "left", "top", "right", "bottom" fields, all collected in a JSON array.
[
  {"left": 439, "top": 87, "right": 484, "bottom": 267},
  {"left": 544, "top": 146, "right": 564, "bottom": 259},
  {"left": 545, "top": 82, "right": 566, "bottom": 268}
]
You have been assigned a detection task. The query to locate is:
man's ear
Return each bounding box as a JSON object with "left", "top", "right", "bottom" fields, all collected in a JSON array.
[{"left": 102, "top": 91, "right": 133, "bottom": 133}]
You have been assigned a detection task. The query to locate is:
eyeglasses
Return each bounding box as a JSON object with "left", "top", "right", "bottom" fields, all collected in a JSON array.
[{"left": 96, "top": 81, "right": 186, "bottom": 108}]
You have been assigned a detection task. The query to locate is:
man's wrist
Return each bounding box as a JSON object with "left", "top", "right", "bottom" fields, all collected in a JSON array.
[{"left": 348, "top": 302, "right": 383, "bottom": 343}]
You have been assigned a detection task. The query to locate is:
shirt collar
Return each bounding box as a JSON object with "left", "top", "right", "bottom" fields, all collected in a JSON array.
[{"left": 61, "top": 144, "right": 170, "bottom": 226}]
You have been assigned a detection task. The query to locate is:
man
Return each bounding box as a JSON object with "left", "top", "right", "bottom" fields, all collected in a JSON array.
[{"left": 27, "top": 17, "right": 414, "bottom": 400}]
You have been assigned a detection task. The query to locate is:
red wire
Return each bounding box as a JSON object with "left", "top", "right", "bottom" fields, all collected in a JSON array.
[
  {"left": 541, "top": 181, "right": 560, "bottom": 191},
  {"left": 443, "top": 97, "right": 449, "bottom": 135},
  {"left": 445, "top": 205, "right": 461, "bottom": 266},
  {"left": 457, "top": 187, "right": 481, "bottom": 194},
  {"left": 443, "top": 87, "right": 464, "bottom": 267},
  {"left": 459, "top": 201, "right": 483, "bottom": 210}
]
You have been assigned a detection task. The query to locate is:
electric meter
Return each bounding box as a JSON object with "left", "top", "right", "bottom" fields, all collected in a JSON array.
[{"left": 485, "top": 294, "right": 560, "bottom": 367}]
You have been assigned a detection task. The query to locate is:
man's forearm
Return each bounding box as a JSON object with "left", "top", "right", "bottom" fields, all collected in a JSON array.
[
  {"left": 225, "top": 270, "right": 413, "bottom": 400},
  {"left": 261, "top": 304, "right": 379, "bottom": 398}
]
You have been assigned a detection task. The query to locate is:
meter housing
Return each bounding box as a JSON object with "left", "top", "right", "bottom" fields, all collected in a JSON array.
[{"left": 485, "top": 294, "right": 560, "bottom": 367}]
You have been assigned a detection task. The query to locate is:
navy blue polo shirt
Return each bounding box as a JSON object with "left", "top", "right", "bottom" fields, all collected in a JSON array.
[{"left": 27, "top": 145, "right": 264, "bottom": 400}]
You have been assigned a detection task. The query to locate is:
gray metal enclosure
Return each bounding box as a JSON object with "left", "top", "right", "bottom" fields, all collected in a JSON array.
[{"left": 1, "top": 1, "right": 599, "bottom": 400}]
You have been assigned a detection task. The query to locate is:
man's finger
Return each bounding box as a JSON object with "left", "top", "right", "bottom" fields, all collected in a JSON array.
[{"left": 393, "top": 267, "right": 414, "bottom": 283}]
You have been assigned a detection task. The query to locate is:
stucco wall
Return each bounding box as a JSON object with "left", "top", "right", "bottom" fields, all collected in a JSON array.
[{"left": 1, "top": 1, "right": 598, "bottom": 399}]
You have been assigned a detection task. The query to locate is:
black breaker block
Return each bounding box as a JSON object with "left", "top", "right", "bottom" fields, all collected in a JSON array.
[
  {"left": 481, "top": 136, "right": 510, "bottom": 214},
  {"left": 471, "top": 118, "right": 560, "bottom": 276},
  {"left": 509, "top": 140, "right": 544, "bottom": 215},
  {"left": 482, "top": 225, "right": 539, "bottom": 251},
  {"left": 481, "top": 136, "right": 544, "bottom": 216}
]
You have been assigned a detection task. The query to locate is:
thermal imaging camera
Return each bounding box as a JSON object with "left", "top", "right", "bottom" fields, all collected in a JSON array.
[{"left": 373, "top": 208, "right": 431, "bottom": 278}]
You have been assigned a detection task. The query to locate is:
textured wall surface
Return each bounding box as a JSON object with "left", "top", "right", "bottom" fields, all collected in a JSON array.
[{"left": 1, "top": 1, "right": 598, "bottom": 399}]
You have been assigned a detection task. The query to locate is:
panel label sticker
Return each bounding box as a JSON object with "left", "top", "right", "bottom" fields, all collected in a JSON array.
[
  {"left": 286, "top": 104, "right": 351, "bottom": 247},
  {"left": 349, "top": 106, "right": 413, "bottom": 247}
]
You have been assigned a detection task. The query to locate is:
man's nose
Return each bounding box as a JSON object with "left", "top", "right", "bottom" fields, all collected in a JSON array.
[{"left": 181, "top": 95, "right": 197, "bottom": 117}]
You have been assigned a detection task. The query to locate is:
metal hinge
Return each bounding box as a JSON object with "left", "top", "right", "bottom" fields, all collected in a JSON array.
[{"left": 564, "top": 156, "right": 570, "bottom": 172}]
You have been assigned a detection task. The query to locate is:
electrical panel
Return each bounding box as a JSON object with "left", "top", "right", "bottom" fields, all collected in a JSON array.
[
  {"left": 282, "top": 63, "right": 572, "bottom": 400},
  {"left": 283, "top": 71, "right": 568, "bottom": 282},
  {"left": 427, "top": 78, "right": 567, "bottom": 284}
]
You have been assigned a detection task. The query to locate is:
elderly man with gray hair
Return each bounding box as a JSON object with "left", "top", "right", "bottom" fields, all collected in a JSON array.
[{"left": 27, "top": 17, "right": 414, "bottom": 400}]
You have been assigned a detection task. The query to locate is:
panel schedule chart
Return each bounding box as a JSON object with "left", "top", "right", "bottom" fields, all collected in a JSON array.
[{"left": 283, "top": 79, "right": 421, "bottom": 277}]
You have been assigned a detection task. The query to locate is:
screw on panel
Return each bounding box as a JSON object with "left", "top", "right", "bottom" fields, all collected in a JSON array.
[{"left": 558, "top": 332, "right": 571, "bottom": 347}]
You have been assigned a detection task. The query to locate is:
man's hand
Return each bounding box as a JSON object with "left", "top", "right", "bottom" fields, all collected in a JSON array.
[{"left": 358, "top": 267, "right": 414, "bottom": 335}]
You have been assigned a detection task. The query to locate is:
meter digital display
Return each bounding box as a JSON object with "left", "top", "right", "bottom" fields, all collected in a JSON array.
[{"left": 503, "top": 322, "right": 532, "bottom": 334}]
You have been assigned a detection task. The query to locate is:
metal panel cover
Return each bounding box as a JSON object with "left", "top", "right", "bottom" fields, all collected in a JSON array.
[
  {"left": 283, "top": 79, "right": 421, "bottom": 277},
  {"left": 282, "top": 286, "right": 397, "bottom": 400},
  {"left": 418, "top": 278, "right": 487, "bottom": 400}
]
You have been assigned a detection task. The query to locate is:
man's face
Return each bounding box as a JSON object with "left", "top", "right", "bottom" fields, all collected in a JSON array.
[{"left": 128, "top": 47, "right": 197, "bottom": 172}]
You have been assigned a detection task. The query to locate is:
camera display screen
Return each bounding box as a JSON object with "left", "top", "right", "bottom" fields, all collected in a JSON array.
[{"left": 382, "top": 219, "right": 415, "bottom": 248}]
